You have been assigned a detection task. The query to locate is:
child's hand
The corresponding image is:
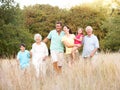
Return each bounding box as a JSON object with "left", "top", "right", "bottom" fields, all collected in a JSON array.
[{"left": 74, "top": 37, "right": 77, "bottom": 40}]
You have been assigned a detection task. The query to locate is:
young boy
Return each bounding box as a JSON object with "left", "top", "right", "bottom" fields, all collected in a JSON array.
[{"left": 17, "top": 43, "right": 30, "bottom": 70}]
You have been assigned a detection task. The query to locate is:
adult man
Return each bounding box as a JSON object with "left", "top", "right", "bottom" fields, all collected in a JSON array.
[
  {"left": 82, "top": 26, "right": 99, "bottom": 60},
  {"left": 43, "top": 21, "right": 65, "bottom": 74}
]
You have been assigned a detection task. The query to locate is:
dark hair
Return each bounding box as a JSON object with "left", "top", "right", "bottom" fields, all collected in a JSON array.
[
  {"left": 20, "top": 43, "right": 26, "bottom": 47},
  {"left": 64, "top": 25, "right": 72, "bottom": 34},
  {"left": 56, "top": 21, "right": 62, "bottom": 26}
]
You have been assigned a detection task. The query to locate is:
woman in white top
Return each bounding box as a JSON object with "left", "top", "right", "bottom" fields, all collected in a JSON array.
[{"left": 31, "top": 33, "right": 48, "bottom": 78}]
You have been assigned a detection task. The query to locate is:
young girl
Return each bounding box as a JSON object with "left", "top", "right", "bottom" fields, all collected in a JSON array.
[{"left": 72, "top": 28, "right": 84, "bottom": 61}]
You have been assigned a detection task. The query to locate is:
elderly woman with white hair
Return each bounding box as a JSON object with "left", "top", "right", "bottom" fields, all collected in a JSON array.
[{"left": 31, "top": 33, "right": 48, "bottom": 78}]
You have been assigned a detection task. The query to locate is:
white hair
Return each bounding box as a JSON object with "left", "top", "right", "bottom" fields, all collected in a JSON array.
[
  {"left": 34, "top": 33, "right": 42, "bottom": 41},
  {"left": 85, "top": 26, "right": 93, "bottom": 32}
]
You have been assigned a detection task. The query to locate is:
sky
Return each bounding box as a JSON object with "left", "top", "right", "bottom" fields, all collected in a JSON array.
[{"left": 15, "top": 0, "right": 94, "bottom": 9}]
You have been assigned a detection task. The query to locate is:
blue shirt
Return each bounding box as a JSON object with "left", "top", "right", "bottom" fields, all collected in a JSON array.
[
  {"left": 82, "top": 34, "right": 99, "bottom": 58},
  {"left": 47, "top": 30, "right": 65, "bottom": 52},
  {"left": 17, "top": 50, "right": 30, "bottom": 69}
]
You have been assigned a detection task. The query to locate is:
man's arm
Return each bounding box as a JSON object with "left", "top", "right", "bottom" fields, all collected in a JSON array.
[
  {"left": 90, "top": 48, "right": 98, "bottom": 57},
  {"left": 43, "top": 37, "right": 49, "bottom": 43},
  {"left": 90, "top": 36, "right": 99, "bottom": 57}
]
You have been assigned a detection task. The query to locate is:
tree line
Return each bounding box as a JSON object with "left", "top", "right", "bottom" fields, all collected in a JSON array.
[{"left": 0, "top": 0, "right": 120, "bottom": 58}]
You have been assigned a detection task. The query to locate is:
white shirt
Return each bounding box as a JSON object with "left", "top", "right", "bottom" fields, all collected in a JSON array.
[
  {"left": 31, "top": 42, "right": 48, "bottom": 64},
  {"left": 82, "top": 34, "right": 99, "bottom": 57}
]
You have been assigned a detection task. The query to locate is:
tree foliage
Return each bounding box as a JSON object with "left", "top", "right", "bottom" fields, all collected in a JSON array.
[
  {"left": 23, "top": 4, "right": 67, "bottom": 38},
  {"left": 0, "top": 0, "right": 33, "bottom": 58},
  {"left": 0, "top": 0, "right": 120, "bottom": 58},
  {"left": 102, "top": 15, "right": 120, "bottom": 51}
]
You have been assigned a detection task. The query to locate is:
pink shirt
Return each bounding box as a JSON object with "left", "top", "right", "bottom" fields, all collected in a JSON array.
[{"left": 74, "top": 34, "right": 84, "bottom": 44}]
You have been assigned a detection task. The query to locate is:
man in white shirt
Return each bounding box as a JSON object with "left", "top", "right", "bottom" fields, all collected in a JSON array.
[{"left": 82, "top": 26, "right": 99, "bottom": 60}]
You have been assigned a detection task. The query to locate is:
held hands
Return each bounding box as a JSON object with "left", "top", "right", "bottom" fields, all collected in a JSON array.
[{"left": 43, "top": 56, "right": 47, "bottom": 61}]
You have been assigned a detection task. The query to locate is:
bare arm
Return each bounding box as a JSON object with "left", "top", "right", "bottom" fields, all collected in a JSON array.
[
  {"left": 16, "top": 59, "right": 19, "bottom": 66},
  {"left": 43, "top": 37, "right": 49, "bottom": 43},
  {"left": 16, "top": 53, "right": 20, "bottom": 66},
  {"left": 43, "top": 43, "right": 49, "bottom": 61},
  {"left": 29, "top": 51, "right": 32, "bottom": 62},
  {"left": 90, "top": 36, "right": 99, "bottom": 57},
  {"left": 74, "top": 36, "right": 83, "bottom": 42},
  {"left": 62, "top": 41, "right": 74, "bottom": 48},
  {"left": 90, "top": 48, "right": 98, "bottom": 57}
]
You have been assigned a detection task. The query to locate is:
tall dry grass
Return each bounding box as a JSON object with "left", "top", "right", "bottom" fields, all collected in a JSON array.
[{"left": 0, "top": 53, "right": 120, "bottom": 90}]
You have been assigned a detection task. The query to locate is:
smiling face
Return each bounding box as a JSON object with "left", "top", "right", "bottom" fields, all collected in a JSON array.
[
  {"left": 35, "top": 36, "right": 41, "bottom": 43},
  {"left": 85, "top": 26, "right": 93, "bottom": 36},
  {"left": 78, "top": 28, "right": 83, "bottom": 34},
  {"left": 34, "top": 34, "right": 42, "bottom": 44},
  {"left": 20, "top": 46, "right": 25, "bottom": 52},
  {"left": 56, "top": 23, "right": 62, "bottom": 32},
  {"left": 63, "top": 26, "right": 69, "bottom": 34}
]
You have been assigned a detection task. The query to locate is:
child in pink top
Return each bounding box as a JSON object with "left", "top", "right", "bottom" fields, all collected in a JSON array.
[{"left": 72, "top": 28, "right": 84, "bottom": 61}]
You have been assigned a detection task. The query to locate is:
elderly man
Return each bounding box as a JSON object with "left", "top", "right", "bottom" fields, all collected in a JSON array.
[{"left": 82, "top": 26, "right": 99, "bottom": 60}]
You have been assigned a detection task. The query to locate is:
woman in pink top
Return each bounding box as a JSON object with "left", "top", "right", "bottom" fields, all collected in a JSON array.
[{"left": 72, "top": 28, "right": 84, "bottom": 61}]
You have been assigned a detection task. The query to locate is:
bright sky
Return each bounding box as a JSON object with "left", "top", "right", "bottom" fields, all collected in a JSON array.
[{"left": 16, "top": 0, "right": 94, "bottom": 9}]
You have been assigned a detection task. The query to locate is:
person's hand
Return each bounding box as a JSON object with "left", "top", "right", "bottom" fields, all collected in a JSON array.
[
  {"left": 43, "top": 56, "right": 47, "bottom": 61},
  {"left": 90, "top": 53, "right": 94, "bottom": 58},
  {"left": 74, "top": 37, "right": 77, "bottom": 40},
  {"left": 66, "top": 44, "right": 74, "bottom": 48},
  {"left": 30, "top": 51, "right": 32, "bottom": 57}
]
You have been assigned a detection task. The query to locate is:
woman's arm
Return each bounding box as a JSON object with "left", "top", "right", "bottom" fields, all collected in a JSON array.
[
  {"left": 62, "top": 41, "right": 74, "bottom": 48},
  {"left": 43, "top": 43, "right": 49, "bottom": 61}
]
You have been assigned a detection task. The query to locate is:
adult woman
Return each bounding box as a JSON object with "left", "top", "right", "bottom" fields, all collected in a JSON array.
[
  {"left": 62, "top": 25, "right": 75, "bottom": 67},
  {"left": 72, "top": 27, "right": 84, "bottom": 61},
  {"left": 31, "top": 34, "right": 48, "bottom": 78}
]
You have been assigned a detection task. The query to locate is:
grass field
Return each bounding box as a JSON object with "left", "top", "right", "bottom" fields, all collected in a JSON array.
[{"left": 0, "top": 53, "right": 120, "bottom": 90}]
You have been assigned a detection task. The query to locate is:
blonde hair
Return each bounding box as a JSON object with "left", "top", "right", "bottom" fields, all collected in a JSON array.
[
  {"left": 76, "top": 27, "right": 83, "bottom": 35},
  {"left": 34, "top": 33, "right": 42, "bottom": 41},
  {"left": 78, "top": 27, "right": 83, "bottom": 31}
]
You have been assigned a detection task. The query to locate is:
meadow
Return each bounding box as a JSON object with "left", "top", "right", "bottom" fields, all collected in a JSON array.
[{"left": 0, "top": 53, "right": 120, "bottom": 90}]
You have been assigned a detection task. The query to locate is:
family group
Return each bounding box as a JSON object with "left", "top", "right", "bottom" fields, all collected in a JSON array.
[{"left": 17, "top": 21, "right": 99, "bottom": 78}]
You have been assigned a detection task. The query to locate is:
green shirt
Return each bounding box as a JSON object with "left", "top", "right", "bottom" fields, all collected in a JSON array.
[{"left": 47, "top": 30, "right": 65, "bottom": 52}]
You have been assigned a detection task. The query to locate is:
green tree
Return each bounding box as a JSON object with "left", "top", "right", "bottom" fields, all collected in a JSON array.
[
  {"left": 23, "top": 4, "right": 67, "bottom": 37},
  {"left": 0, "top": 0, "right": 33, "bottom": 58},
  {"left": 102, "top": 15, "right": 120, "bottom": 51}
]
